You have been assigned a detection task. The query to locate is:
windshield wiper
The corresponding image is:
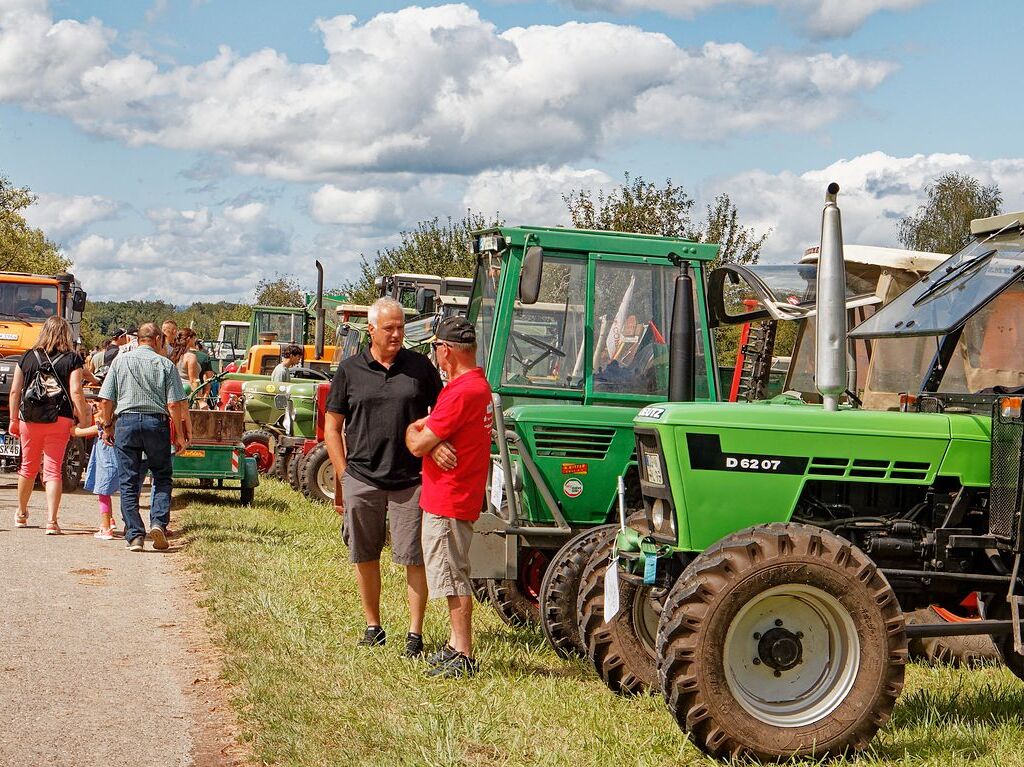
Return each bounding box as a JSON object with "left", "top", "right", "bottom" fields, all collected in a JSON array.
[
  {"left": 0, "top": 312, "right": 32, "bottom": 325},
  {"left": 912, "top": 248, "right": 996, "bottom": 307}
]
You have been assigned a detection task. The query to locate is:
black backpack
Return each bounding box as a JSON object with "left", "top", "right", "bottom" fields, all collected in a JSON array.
[{"left": 20, "top": 350, "right": 69, "bottom": 424}]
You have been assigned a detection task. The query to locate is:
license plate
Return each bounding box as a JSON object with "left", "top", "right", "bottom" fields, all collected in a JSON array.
[
  {"left": 643, "top": 452, "right": 663, "bottom": 485},
  {"left": 0, "top": 434, "right": 21, "bottom": 457}
]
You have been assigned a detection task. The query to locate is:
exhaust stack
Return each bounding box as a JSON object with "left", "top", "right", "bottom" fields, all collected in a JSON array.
[
  {"left": 314, "top": 260, "right": 326, "bottom": 361},
  {"left": 668, "top": 260, "right": 695, "bottom": 402},
  {"left": 815, "top": 183, "right": 847, "bottom": 412}
]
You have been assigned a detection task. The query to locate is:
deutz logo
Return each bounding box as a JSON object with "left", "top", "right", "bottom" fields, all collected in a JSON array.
[{"left": 638, "top": 407, "right": 665, "bottom": 419}]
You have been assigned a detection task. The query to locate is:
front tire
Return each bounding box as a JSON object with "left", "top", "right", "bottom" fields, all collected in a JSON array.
[
  {"left": 242, "top": 429, "right": 275, "bottom": 474},
  {"left": 299, "top": 443, "right": 334, "bottom": 504},
  {"left": 540, "top": 525, "right": 615, "bottom": 659},
  {"left": 576, "top": 527, "right": 662, "bottom": 694},
  {"left": 288, "top": 446, "right": 304, "bottom": 491},
  {"left": 658, "top": 523, "right": 906, "bottom": 761}
]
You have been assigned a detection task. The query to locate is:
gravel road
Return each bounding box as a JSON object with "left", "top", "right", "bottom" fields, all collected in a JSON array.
[{"left": 0, "top": 478, "right": 244, "bottom": 766}]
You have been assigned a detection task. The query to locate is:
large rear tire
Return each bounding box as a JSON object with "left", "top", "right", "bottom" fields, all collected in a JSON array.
[
  {"left": 242, "top": 429, "right": 275, "bottom": 474},
  {"left": 486, "top": 549, "right": 549, "bottom": 628},
  {"left": 658, "top": 523, "right": 907, "bottom": 761},
  {"left": 576, "top": 527, "right": 662, "bottom": 694},
  {"left": 299, "top": 443, "right": 334, "bottom": 505},
  {"left": 540, "top": 525, "right": 615, "bottom": 659},
  {"left": 907, "top": 604, "right": 999, "bottom": 667}
]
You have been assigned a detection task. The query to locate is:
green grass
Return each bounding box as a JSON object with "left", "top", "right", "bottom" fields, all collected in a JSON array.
[{"left": 181, "top": 481, "right": 1024, "bottom": 767}]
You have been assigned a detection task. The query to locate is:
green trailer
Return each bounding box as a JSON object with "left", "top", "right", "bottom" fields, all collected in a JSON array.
[{"left": 172, "top": 409, "right": 259, "bottom": 505}]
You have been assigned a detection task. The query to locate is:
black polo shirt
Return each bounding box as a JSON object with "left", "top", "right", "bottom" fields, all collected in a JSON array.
[{"left": 327, "top": 347, "right": 443, "bottom": 490}]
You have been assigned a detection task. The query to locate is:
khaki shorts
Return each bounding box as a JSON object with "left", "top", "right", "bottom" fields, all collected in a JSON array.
[
  {"left": 341, "top": 472, "right": 423, "bottom": 566},
  {"left": 421, "top": 511, "right": 474, "bottom": 598}
]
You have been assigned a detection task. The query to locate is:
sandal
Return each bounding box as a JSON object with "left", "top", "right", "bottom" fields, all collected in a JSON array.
[
  {"left": 14, "top": 512, "right": 28, "bottom": 528},
  {"left": 45, "top": 521, "right": 62, "bottom": 535}
]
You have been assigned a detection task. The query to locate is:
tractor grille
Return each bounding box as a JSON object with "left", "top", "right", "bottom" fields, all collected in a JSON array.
[
  {"left": 532, "top": 425, "right": 616, "bottom": 460},
  {"left": 806, "top": 457, "right": 930, "bottom": 481},
  {"left": 990, "top": 399, "right": 1024, "bottom": 540}
]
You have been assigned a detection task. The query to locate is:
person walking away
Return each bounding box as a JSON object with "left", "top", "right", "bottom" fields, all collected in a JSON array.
[
  {"left": 271, "top": 344, "right": 303, "bottom": 383},
  {"left": 406, "top": 317, "right": 494, "bottom": 678},
  {"left": 75, "top": 402, "right": 120, "bottom": 540},
  {"left": 171, "top": 329, "right": 202, "bottom": 397},
  {"left": 98, "top": 322, "right": 192, "bottom": 553},
  {"left": 323, "top": 297, "right": 450, "bottom": 657},
  {"left": 8, "top": 316, "right": 90, "bottom": 534}
]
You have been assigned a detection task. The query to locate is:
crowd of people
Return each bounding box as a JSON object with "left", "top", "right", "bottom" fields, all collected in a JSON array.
[{"left": 9, "top": 298, "right": 494, "bottom": 679}]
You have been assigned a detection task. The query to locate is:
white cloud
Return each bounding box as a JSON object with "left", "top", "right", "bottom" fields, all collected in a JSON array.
[
  {"left": 705, "top": 151, "right": 1024, "bottom": 262},
  {"left": 565, "top": 0, "right": 929, "bottom": 38},
  {"left": 310, "top": 186, "right": 403, "bottom": 227},
  {"left": 463, "top": 165, "right": 611, "bottom": 224},
  {"left": 24, "top": 192, "right": 120, "bottom": 243},
  {"left": 0, "top": 4, "right": 894, "bottom": 182}
]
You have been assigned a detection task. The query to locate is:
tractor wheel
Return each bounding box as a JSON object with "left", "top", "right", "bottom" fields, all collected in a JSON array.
[
  {"left": 270, "top": 447, "right": 291, "bottom": 481},
  {"left": 987, "top": 601, "right": 1024, "bottom": 681},
  {"left": 907, "top": 604, "right": 999, "bottom": 667},
  {"left": 540, "top": 525, "right": 615, "bottom": 659},
  {"left": 242, "top": 429, "right": 275, "bottom": 474},
  {"left": 62, "top": 437, "right": 87, "bottom": 493},
  {"left": 486, "top": 548, "right": 549, "bottom": 628},
  {"left": 576, "top": 527, "right": 663, "bottom": 694},
  {"left": 288, "top": 447, "right": 305, "bottom": 491},
  {"left": 658, "top": 523, "right": 907, "bottom": 761},
  {"left": 299, "top": 443, "right": 335, "bottom": 505},
  {"left": 471, "top": 579, "right": 490, "bottom": 605}
]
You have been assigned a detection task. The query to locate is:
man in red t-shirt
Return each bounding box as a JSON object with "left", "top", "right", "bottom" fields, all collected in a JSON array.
[{"left": 406, "top": 317, "right": 493, "bottom": 678}]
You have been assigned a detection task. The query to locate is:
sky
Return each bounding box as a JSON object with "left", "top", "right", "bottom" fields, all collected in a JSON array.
[{"left": 2, "top": 0, "right": 1023, "bottom": 303}]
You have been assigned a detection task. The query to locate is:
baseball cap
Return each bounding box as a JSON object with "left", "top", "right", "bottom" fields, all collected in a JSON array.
[
  {"left": 434, "top": 317, "right": 476, "bottom": 344},
  {"left": 111, "top": 328, "right": 127, "bottom": 340}
]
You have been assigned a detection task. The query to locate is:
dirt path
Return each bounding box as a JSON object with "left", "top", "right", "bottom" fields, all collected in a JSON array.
[{"left": 0, "top": 479, "right": 245, "bottom": 767}]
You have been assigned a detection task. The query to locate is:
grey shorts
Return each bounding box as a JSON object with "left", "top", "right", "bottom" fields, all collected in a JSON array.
[
  {"left": 421, "top": 511, "right": 474, "bottom": 598},
  {"left": 341, "top": 472, "right": 423, "bottom": 566}
]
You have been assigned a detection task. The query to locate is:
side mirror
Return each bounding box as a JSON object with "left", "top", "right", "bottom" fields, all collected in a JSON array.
[
  {"left": 519, "top": 246, "right": 544, "bottom": 304},
  {"left": 415, "top": 287, "right": 437, "bottom": 315},
  {"left": 72, "top": 290, "right": 87, "bottom": 313}
]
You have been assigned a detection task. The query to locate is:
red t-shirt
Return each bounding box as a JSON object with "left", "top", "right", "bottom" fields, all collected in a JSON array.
[{"left": 420, "top": 368, "right": 494, "bottom": 521}]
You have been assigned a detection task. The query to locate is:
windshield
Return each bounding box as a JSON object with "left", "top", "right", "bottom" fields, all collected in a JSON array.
[
  {"left": 333, "top": 325, "right": 363, "bottom": 363},
  {"left": 404, "top": 316, "right": 436, "bottom": 346},
  {"left": 253, "top": 311, "right": 304, "bottom": 344},
  {"left": 0, "top": 283, "right": 59, "bottom": 321},
  {"left": 471, "top": 254, "right": 502, "bottom": 375},
  {"left": 503, "top": 258, "right": 586, "bottom": 389},
  {"left": 594, "top": 261, "right": 708, "bottom": 397},
  {"left": 851, "top": 240, "right": 1024, "bottom": 338}
]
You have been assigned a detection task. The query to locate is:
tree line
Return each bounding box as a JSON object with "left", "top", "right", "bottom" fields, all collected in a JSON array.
[{"left": 1, "top": 169, "right": 1006, "bottom": 358}]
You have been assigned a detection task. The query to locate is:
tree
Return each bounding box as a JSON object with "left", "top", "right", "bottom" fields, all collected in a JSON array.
[
  {"left": 344, "top": 212, "right": 499, "bottom": 305},
  {"left": 898, "top": 172, "right": 1002, "bottom": 255},
  {"left": 564, "top": 173, "right": 696, "bottom": 237},
  {"left": 697, "top": 193, "right": 770, "bottom": 269},
  {"left": 255, "top": 274, "right": 304, "bottom": 307},
  {"left": 0, "top": 175, "right": 70, "bottom": 274}
]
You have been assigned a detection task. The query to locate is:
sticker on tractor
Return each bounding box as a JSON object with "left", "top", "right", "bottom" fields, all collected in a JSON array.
[
  {"left": 686, "top": 433, "right": 808, "bottom": 475},
  {"left": 0, "top": 333, "right": 18, "bottom": 341},
  {"left": 264, "top": 384, "right": 276, "bottom": 393},
  {"left": 561, "top": 462, "right": 588, "bottom": 475},
  {"left": 563, "top": 478, "right": 584, "bottom": 498},
  {"left": 177, "top": 449, "right": 206, "bottom": 458},
  {"left": 637, "top": 407, "right": 665, "bottom": 419}
]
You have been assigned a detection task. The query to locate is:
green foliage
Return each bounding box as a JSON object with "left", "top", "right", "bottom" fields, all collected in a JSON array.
[
  {"left": 255, "top": 274, "right": 305, "bottom": 307},
  {"left": 344, "top": 212, "right": 498, "bottom": 305},
  {"left": 0, "top": 175, "right": 70, "bottom": 274},
  {"left": 82, "top": 300, "right": 250, "bottom": 349},
  {"left": 898, "top": 172, "right": 1002, "bottom": 255},
  {"left": 697, "top": 193, "right": 770, "bottom": 269}
]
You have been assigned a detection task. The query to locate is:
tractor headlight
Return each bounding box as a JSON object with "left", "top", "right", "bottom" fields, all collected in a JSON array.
[{"left": 651, "top": 498, "right": 666, "bottom": 530}]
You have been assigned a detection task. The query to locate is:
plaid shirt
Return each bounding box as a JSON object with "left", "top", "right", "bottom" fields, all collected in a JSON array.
[{"left": 99, "top": 345, "right": 186, "bottom": 415}]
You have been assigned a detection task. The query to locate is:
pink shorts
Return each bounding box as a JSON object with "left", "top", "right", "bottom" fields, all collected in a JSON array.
[{"left": 18, "top": 417, "right": 73, "bottom": 484}]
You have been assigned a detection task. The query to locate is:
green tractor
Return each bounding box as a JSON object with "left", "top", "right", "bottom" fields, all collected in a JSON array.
[
  {"left": 464, "top": 226, "right": 721, "bottom": 642},
  {"left": 596, "top": 186, "right": 1024, "bottom": 759}
]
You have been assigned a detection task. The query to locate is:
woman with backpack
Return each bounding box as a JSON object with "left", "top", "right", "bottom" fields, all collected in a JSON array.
[{"left": 8, "top": 316, "right": 90, "bottom": 534}]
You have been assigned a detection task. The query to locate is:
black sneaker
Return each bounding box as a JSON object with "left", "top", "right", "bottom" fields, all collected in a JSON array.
[
  {"left": 125, "top": 537, "right": 144, "bottom": 552},
  {"left": 357, "top": 625, "right": 386, "bottom": 647},
  {"left": 404, "top": 632, "right": 424, "bottom": 658},
  {"left": 149, "top": 526, "right": 169, "bottom": 551},
  {"left": 425, "top": 652, "right": 479, "bottom": 679},
  {"left": 426, "top": 643, "right": 457, "bottom": 667}
]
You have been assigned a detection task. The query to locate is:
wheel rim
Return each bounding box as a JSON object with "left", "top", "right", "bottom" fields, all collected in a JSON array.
[
  {"left": 724, "top": 584, "right": 860, "bottom": 727},
  {"left": 245, "top": 442, "right": 273, "bottom": 472},
  {"left": 519, "top": 549, "right": 549, "bottom": 604},
  {"left": 630, "top": 586, "right": 662, "bottom": 658},
  {"left": 315, "top": 457, "right": 335, "bottom": 500}
]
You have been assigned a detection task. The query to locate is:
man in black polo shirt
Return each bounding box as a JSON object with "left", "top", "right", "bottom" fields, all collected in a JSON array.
[{"left": 324, "top": 296, "right": 449, "bottom": 657}]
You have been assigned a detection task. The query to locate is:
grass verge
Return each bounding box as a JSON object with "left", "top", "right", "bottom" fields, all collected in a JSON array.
[{"left": 181, "top": 480, "right": 1024, "bottom": 767}]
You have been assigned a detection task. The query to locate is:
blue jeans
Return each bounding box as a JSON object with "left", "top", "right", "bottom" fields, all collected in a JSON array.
[{"left": 114, "top": 412, "right": 172, "bottom": 544}]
